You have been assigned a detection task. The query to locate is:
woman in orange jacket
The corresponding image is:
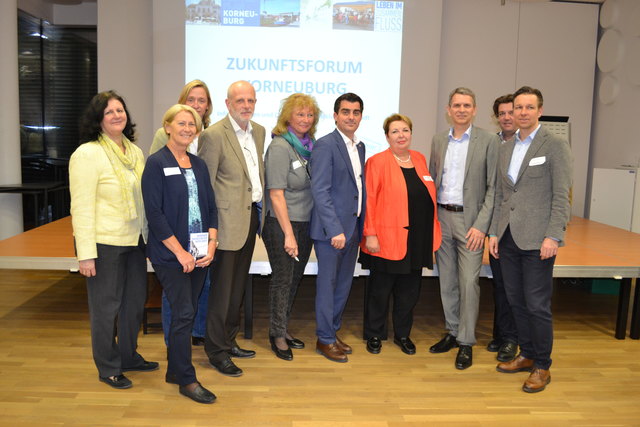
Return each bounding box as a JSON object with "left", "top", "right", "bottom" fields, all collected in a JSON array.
[{"left": 359, "top": 113, "right": 442, "bottom": 355}]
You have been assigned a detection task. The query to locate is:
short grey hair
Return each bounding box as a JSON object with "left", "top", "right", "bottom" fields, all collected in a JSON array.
[{"left": 448, "top": 87, "right": 476, "bottom": 106}]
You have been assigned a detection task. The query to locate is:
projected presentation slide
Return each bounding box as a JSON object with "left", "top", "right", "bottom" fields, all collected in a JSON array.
[{"left": 185, "top": 0, "right": 404, "bottom": 154}]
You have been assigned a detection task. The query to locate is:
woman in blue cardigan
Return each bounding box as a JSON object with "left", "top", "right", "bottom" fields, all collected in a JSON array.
[{"left": 142, "top": 104, "right": 218, "bottom": 404}]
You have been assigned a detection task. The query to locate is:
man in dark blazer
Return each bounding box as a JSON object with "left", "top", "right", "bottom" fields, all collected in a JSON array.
[
  {"left": 489, "top": 86, "right": 572, "bottom": 393},
  {"left": 428, "top": 87, "right": 499, "bottom": 370},
  {"left": 198, "top": 81, "right": 266, "bottom": 377},
  {"left": 310, "top": 92, "right": 366, "bottom": 363},
  {"left": 486, "top": 94, "right": 518, "bottom": 363}
]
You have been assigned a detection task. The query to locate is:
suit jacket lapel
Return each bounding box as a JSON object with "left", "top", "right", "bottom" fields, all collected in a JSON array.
[
  {"left": 515, "top": 127, "right": 547, "bottom": 184},
  {"left": 436, "top": 134, "right": 447, "bottom": 188},
  {"left": 335, "top": 129, "right": 358, "bottom": 184},
  {"left": 464, "top": 126, "right": 478, "bottom": 180},
  {"left": 357, "top": 141, "right": 365, "bottom": 170},
  {"left": 223, "top": 116, "right": 250, "bottom": 181},
  {"left": 251, "top": 121, "right": 265, "bottom": 185},
  {"left": 502, "top": 141, "right": 516, "bottom": 188}
]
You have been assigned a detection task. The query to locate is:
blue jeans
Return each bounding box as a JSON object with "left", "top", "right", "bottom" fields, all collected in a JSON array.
[{"left": 162, "top": 270, "right": 210, "bottom": 345}]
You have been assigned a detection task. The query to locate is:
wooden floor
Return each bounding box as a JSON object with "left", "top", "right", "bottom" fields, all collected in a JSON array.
[{"left": 0, "top": 271, "right": 639, "bottom": 426}]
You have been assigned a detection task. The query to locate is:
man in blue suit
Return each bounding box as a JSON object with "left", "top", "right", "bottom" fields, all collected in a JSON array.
[{"left": 310, "top": 93, "right": 366, "bottom": 363}]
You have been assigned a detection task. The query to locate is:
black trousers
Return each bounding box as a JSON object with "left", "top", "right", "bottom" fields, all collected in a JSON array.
[
  {"left": 262, "top": 216, "right": 313, "bottom": 338},
  {"left": 489, "top": 253, "right": 518, "bottom": 344},
  {"left": 153, "top": 263, "right": 207, "bottom": 386},
  {"left": 499, "top": 227, "right": 555, "bottom": 370},
  {"left": 86, "top": 237, "right": 146, "bottom": 377},
  {"left": 364, "top": 268, "right": 422, "bottom": 340},
  {"left": 205, "top": 205, "right": 258, "bottom": 363}
]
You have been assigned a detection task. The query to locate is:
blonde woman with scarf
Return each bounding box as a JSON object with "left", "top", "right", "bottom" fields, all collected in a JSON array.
[
  {"left": 263, "top": 93, "right": 320, "bottom": 361},
  {"left": 70, "top": 91, "right": 157, "bottom": 390}
]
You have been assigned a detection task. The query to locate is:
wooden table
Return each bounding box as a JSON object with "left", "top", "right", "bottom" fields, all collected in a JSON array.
[{"left": 1, "top": 216, "right": 638, "bottom": 339}]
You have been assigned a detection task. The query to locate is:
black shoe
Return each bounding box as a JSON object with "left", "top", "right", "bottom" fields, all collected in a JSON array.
[
  {"left": 497, "top": 341, "right": 518, "bottom": 362},
  {"left": 191, "top": 337, "right": 205, "bottom": 346},
  {"left": 393, "top": 336, "right": 416, "bottom": 355},
  {"left": 270, "top": 336, "right": 293, "bottom": 361},
  {"left": 429, "top": 334, "right": 459, "bottom": 353},
  {"left": 285, "top": 337, "right": 305, "bottom": 349},
  {"left": 179, "top": 382, "right": 217, "bottom": 404},
  {"left": 486, "top": 339, "right": 502, "bottom": 352},
  {"left": 99, "top": 374, "right": 132, "bottom": 389},
  {"left": 455, "top": 345, "right": 473, "bottom": 370},
  {"left": 122, "top": 360, "right": 159, "bottom": 372},
  {"left": 209, "top": 357, "right": 243, "bottom": 377},
  {"left": 229, "top": 346, "right": 256, "bottom": 359},
  {"left": 366, "top": 337, "right": 382, "bottom": 354},
  {"left": 165, "top": 372, "right": 179, "bottom": 384}
]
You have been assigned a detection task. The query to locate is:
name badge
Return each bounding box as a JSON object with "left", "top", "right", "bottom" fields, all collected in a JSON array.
[
  {"left": 292, "top": 160, "right": 302, "bottom": 170},
  {"left": 163, "top": 167, "right": 181, "bottom": 176},
  {"left": 529, "top": 156, "right": 546, "bottom": 166},
  {"left": 423, "top": 175, "right": 433, "bottom": 182}
]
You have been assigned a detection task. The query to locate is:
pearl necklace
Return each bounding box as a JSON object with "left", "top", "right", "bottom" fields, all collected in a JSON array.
[{"left": 393, "top": 153, "right": 411, "bottom": 163}]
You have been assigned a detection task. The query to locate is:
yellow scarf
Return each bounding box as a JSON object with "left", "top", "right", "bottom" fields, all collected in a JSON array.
[{"left": 98, "top": 134, "right": 144, "bottom": 221}]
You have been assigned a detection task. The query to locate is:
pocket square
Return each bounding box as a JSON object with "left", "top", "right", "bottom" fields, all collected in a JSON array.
[{"left": 529, "top": 156, "right": 546, "bottom": 166}]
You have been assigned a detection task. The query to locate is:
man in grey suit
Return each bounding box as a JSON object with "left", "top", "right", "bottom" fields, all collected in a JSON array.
[
  {"left": 489, "top": 86, "right": 572, "bottom": 393},
  {"left": 198, "top": 81, "right": 265, "bottom": 377},
  {"left": 428, "top": 87, "right": 499, "bottom": 370}
]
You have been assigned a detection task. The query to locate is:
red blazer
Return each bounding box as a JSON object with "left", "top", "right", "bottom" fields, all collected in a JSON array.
[{"left": 360, "top": 149, "right": 441, "bottom": 260}]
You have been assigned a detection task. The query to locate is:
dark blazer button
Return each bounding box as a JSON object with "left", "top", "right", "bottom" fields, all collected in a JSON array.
[
  {"left": 247, "top": 206, "right": 251, "bottom": 210},
  {"left": 511, "top": 207, "right": 515, "bottom": 211}
]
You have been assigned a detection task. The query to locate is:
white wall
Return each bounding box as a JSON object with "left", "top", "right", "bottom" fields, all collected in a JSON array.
[
  {"left": 397, "top": 0, "right": 443, "bottom": 156},
  {"left": 588, "top": 0, "right": 640, "bottom": 216},
  {"left": 437, "top": 0, "right": 520, "bottom": 132},
  {"left": 517, "top": 2, "right": 598, "bottom": 218},
  {"left": 97, "top": 0, "right": 153, "bottom": 153},
  {"left": 437, "top": 0, "right": 599, "bottom": 217},
  {"left": 152, "top": 0, "right": 186, "bottom": 143}
]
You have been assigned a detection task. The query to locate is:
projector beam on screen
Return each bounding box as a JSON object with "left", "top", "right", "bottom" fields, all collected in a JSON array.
[{"left": 185, "top": 0, "right": 404, "bottom": 155}]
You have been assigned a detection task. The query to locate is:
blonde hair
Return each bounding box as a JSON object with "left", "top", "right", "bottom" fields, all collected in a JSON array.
[
  {"left": 271, "top": 93, "right": 321, "bottom": 138},
  {"left": 383, "top": 113, "right": 413, "bottom": 135},
  {"left": 177, "top": 79, "right": 213, "bottom": 128},
  {"left": 162, "top": 104, "right": 203, "bottom": 135}
]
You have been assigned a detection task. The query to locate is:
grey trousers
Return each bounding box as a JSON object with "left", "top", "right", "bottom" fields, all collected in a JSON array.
[
  {"left": 262, "top": 216, "right": 312, "bottom": 338},
  {"left": 86, "top": 237, "right": 147, "bottom": 377},
  {"left": 435, "top": 208, "right": 483, "bottom": 346}
]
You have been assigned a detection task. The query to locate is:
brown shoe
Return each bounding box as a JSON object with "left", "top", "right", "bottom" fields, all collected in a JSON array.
[
  {"left": 523, "top": 368, "right": 551, "bottom": 393},
  {"left": 316, "top": 340, "right": 348, "bottom": 363},
  {"left": 335, "top": 336, "right": 352, "bottom": 354},
  {"left": 496, "top": 354, "right": 534, "bottom": 373}
]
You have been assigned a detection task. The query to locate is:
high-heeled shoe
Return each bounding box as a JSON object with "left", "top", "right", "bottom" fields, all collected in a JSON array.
[{"left": 269, "top": 336, "right": 293, "bottom": 361}]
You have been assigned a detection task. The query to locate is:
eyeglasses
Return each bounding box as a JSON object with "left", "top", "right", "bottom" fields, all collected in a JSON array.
[{"left": 242, "top": 144, "right": 256, "bottom": 166}]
